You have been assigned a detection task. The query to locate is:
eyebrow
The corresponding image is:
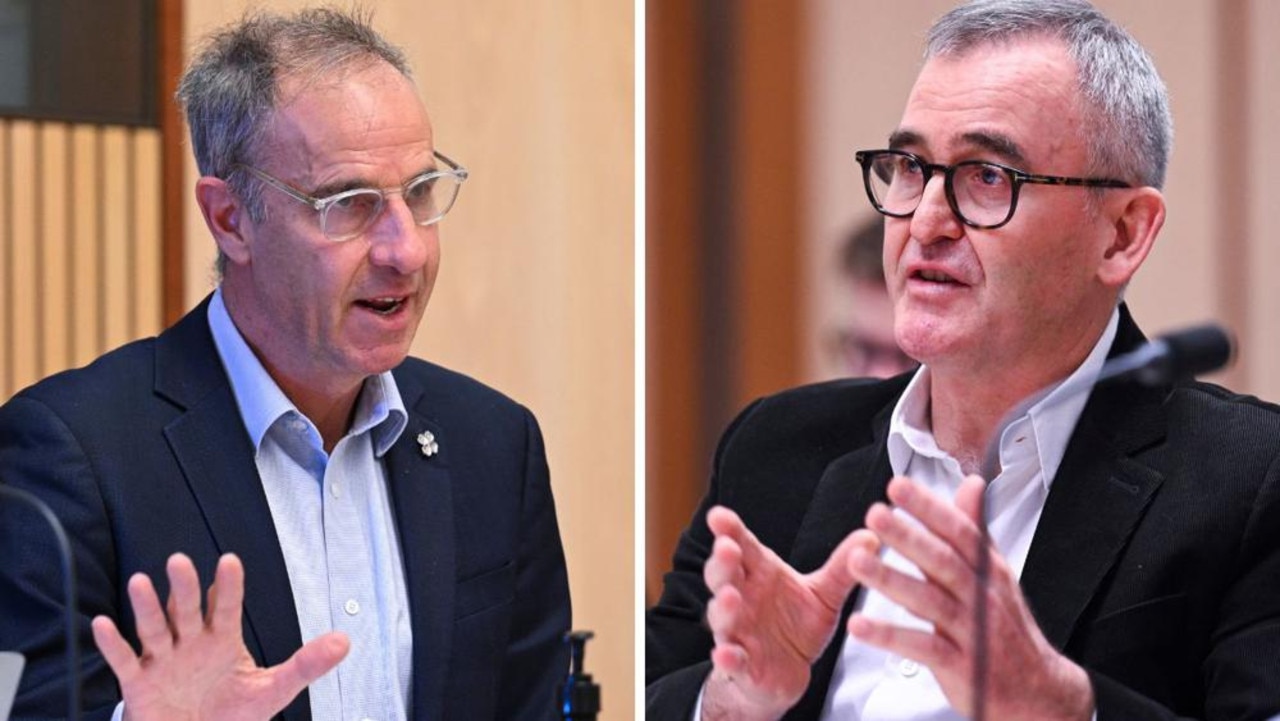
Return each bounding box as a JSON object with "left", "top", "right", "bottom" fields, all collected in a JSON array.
[
  {"left": 308, "top": 164, "right": 439, "bottom": 199},
  {"left": 887, "top": 128, "right": 1028, "bottom": 167}
]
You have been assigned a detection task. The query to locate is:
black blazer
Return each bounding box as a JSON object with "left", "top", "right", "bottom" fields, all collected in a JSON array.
[
  {"left": 647, "top": 308, "right": 1280, "bottom": 720},
  {"left": 0, "top": 297, "right": 571, "bottom": 720}
]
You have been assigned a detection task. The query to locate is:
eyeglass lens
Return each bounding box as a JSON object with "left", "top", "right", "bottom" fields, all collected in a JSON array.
[
  {"left": 867, "top": 153, "right": 1013, "bottom": 227},
  {"left": 323, "top": 174, "right": 463, "bottom": 239}
]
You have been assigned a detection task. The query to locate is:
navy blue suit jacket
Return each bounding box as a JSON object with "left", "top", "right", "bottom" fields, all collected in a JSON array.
[
  {"left": 0, "top": 298, "right": 571, "bottom": 720},
  {"left": 648, "top": 308, "right": 1280, "bottom": 720}
]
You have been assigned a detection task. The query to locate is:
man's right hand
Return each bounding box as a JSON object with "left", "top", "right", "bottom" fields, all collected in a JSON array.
[
  {"left": 91, "top": 553, "right": 349, "bottom": 721},
  {"left": 700, "top": 506, "right": 879, "bottom": 721}
]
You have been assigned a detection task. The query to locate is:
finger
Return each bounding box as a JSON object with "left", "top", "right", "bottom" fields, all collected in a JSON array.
[
  {"left": 704, "top": 535, "right": 745, "bottom": 593},
  {"left": 848, "top": 613, "right": 960, "bottom": 672},
  {"left": 127, "top": 572, "right": 173, "bottom": 658},
  {"left": 847, "top": 545, "right": 967, "bottom": 640},
  {"left": 955, "top": 475, "right": 986, "bottom": 526},
  {"left": 165, "top": 553, "right": 205, "bottom": 640},
  {"left": 885, "top": 477, "right": 985, "bottom": 568},
  {"left": 865, "top": 500, "right": 974, "bottom": 599},
  {"left": 810, "top": 528, "right": 880, "bottom": 612},
  {"left": 264, "top": 631, "right": 350, "bottom": 707},
  {"left": 705, "top": 584, "right": 744, "bottom": 645},
  {"left": 710, "top": 642, "right": 749, "bottom": 677},
  {"left": 208, "top": 554, "right": 246, "bottom": 634},
  {"left": 706, "top": 506, "right": 769, "bottom": 571},
  {"left": 91, "top": 615, "right": 141, "bottom": 684}
]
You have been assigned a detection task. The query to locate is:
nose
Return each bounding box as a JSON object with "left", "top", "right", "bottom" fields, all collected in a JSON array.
[
  {"left": 365, "top": 194, "right": 431, "bottom": 274},
  {"left": 908, "top": 172, "right": 965, "bottom": 246}
]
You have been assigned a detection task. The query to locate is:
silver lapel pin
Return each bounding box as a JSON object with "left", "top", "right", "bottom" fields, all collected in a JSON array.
[{"left": 417, "top": 430, "right": 439, "bottom": 457}]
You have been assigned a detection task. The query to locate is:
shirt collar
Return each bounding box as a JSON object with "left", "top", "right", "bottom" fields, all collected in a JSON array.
[
  {"left": 887, "top": 307, "right": 1121, "bottom": 488},
  {"left": 207, "top": 288, "right": 408, "bottom": 457}
]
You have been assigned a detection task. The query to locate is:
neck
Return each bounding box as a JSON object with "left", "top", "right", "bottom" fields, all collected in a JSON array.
[
  {"left": 926, "top": 312, "right": 1114, "bottom": 475},
  {"left": 220, "top": 283, "right": 362, "bottom": 454}
]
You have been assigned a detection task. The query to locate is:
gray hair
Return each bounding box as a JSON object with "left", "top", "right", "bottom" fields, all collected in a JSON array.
[
  {"left": 176, "top": 7, "right": 413, "bottom": 273},
  {"left": 926, "top": 0, "right": 1172, "bottom": 190}
]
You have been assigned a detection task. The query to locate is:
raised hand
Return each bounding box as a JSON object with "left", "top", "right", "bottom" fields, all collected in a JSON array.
[
  {"left": 846, "top": 476, "right": 1093, "bottom": 721},
  {"left": 700, "top": 506, "right": 879, "bottom": 721},
  {"left": 91, "top": 553, "right": 349, "bottom": 721}
]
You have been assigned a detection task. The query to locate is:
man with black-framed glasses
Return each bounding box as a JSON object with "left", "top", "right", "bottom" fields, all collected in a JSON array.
[
  {"left": 648, "top": 1, "right": 1280, "bottom": 719},
  {"left": 0, "top": 8, "right": 570, "bottom": 720}
]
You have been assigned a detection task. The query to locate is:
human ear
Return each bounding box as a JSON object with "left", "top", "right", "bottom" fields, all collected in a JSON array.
[
  {"left": 195, "top": 176, "right": 252, "bottom": 266},
  {"left": 1097, "top": 186, "right": 1165, "bottom": 288}
]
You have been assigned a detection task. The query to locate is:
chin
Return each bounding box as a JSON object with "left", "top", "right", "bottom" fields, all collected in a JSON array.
[
  {"left": 353, "top": 344, "right": 415, "bottom": 377},
  {"left": 895, "top": 318, "right": 971, "bottom": 368}
]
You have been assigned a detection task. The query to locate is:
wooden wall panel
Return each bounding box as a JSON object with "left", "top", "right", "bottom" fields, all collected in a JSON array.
[{"left": 0, "top": 122, "right": 164, "bottom": 399}]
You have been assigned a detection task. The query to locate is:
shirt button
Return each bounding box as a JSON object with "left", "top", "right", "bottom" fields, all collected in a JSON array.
[
  {"left": 899, "top": 658, "right": 919, "bottom": 677},
  {"left": 330, "top": 483, "right": 341, "bottom": 498},
  {"left": 344, "top": 599, "right": 360, "bottom": 616}
]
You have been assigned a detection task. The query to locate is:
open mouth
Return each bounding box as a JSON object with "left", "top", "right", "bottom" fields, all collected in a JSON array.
[
  {"left": 355, "top": 296, "right": 407, "bottom": 315},
  {"left": 912, "top": 268, "right": 962, "bottom": 284}
]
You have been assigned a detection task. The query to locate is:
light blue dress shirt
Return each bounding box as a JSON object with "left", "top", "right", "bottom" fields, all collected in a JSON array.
[{"left": 207, "top": 288, "right": 414, "bottom": 720}]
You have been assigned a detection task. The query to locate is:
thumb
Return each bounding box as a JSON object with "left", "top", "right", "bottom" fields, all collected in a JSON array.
[
  {"left": 809, "top": 529, "right": 880, "bottom": 612},
  {"left": 266, "top": 631, "right": 350, "bottom": 709}
]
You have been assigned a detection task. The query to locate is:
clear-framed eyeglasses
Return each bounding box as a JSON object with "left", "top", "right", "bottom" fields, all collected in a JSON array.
[
  {"left": 234, "top": 150, "right": 469, "bottom": 241},
  {"left": 854, "top": 149, "right": 1130, "bottom": 230}
]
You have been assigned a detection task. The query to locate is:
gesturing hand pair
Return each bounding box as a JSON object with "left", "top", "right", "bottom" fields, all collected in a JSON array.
[
  {"left": 700, "top": 476, "right": 1092, "bottom": 721},
  {"left": 91, "top": 553, "right": 348, "bottom": 721}
]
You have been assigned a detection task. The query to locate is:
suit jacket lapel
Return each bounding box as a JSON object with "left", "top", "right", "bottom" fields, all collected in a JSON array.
[
  {"left": 1020, "top": 309, "right": 1169, "bottom": 649},
  {"left": 154, "top": 299, "right": 310, "bottom": 720},
  {"left": 385, "top": 371, "right": 455, "bottom": 721}
]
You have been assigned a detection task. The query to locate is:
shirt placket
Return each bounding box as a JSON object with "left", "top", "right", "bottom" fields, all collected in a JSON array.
[{"left": 323, "top": 434, "right": 386, "bottom": 720}]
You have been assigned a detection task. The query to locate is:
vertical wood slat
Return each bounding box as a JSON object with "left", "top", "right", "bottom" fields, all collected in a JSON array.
[
  {"left": 9, "top": 121, "right": 39, "bottom": 394},
  {"left": 70, "top": 125, "right": 101, "bottom": 369},
  {"left": 0, "top": 122, "right": 8, "bottom": 398},
  {"left": 134, "top": 130, "right": 162, "bottom": 338},
  {"left": 39, "top": 123, "right": 71, "bottom": 377},
  {"left": 101, "top": 126, "right": 130, "bottom": 351}
]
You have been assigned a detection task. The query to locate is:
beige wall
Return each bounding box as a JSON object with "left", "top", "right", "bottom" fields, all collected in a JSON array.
[
  {"left": 183, "top": 2, "right": 635, "bottom": 717},
  {"left": 805, "top": 0, "right": 1278, "bottom": 401}
]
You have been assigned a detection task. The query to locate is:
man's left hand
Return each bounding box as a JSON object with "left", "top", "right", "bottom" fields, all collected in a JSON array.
[{"left": 846, "top": 475, "right": 1094, "bottom": 721}]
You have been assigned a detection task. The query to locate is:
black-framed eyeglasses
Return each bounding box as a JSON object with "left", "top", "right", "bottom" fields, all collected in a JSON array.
[
  {"left": 234, "top": 150, "right": 469, "bottom": 241},
  {"left": 854, "top": 149, "right": 1130, "bottom": 230}
]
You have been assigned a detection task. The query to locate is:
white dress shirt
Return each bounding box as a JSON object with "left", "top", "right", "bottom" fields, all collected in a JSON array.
[{"left": 209, "top": 289, "right": 413, "bottom": 720}]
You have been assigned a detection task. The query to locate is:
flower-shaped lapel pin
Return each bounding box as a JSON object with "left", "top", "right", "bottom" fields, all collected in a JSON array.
[{"left": 417, "top": 430, "right": 439, "bottom": 458}]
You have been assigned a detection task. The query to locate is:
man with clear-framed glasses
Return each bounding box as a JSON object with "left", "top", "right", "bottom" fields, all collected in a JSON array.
[
  {"left": 647, "top": 1, "right": 1280, "bottom": 719},
  {"left": 0, "top": 8, "right": 570, "bottom": 721}
]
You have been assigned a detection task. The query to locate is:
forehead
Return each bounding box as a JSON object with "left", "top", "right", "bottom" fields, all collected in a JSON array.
[
  {"left": 262, "top": 62, "right": 435, "bottom": 183},
  {"left": 896, "top": 38, "right": 1085, "bottom": 169}
]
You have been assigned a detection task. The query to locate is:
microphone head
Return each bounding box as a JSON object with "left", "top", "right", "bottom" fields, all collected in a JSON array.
[{"left": 1158, "top": 323, "right": 1235, "bottom": 381}]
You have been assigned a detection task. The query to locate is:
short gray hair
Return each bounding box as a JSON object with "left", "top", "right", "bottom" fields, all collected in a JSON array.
[
  {"left": 926, "top": 0, "right": 1172, "bottom": 189},
  {"left": 176, "top": 7, "right": 413, "bottom": 273}
]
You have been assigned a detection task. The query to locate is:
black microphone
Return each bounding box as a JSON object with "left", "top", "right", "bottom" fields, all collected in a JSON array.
[
  {"left": 0, "top": 483, "right": 80, "bottom": 721},
  {"left": 1095, "top": 323, "right": 1234, "bottom": 386},
  {"left": 970, "top": 322, "right": 1234, "bottom": 721}
]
